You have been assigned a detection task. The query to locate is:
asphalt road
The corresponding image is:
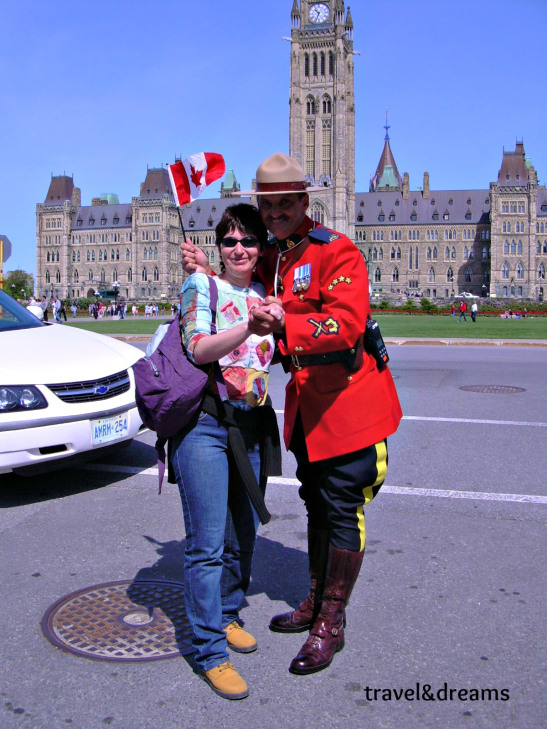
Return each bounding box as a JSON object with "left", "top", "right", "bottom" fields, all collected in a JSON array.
[{"left": 1, "top": 344, "right": 545, "bottom": 729}]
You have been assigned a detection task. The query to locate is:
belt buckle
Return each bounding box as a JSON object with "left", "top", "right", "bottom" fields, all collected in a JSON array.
[{"left": 290, "top": 354, "right": 301, "bottom": 369}]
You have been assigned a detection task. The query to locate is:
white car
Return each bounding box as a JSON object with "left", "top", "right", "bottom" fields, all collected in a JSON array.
[
  {"left": 0, "top": 290, "right": 145, "bottom": 476},
  {"left": 455, "top": 292, "right": 479, "bottom": 299}
]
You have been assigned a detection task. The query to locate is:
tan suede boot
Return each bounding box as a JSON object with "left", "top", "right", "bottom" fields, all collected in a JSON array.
[
  {"left": 203, "top": 661, "right": 249, "bottom": 700},
  {"left": 224, "top": 621, "right": 257, "bottom": 653}
]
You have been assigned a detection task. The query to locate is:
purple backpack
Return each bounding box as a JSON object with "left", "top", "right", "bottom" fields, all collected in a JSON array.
[{"left": 133, "top": 276, "right": 226, "bottom": 491}]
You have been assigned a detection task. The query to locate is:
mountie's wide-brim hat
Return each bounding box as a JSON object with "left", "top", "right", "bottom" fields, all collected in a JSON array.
[{"left": 236, "top": 152, "right": 323, "bottom": 196}]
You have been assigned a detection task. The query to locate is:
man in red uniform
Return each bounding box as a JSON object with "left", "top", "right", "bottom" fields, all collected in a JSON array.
[{"left": 182, "top": 153, "right": 402, "bottom": 675}]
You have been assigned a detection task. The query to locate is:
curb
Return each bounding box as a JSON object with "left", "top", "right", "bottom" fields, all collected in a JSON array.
[{"left": 107, "top": 334, "right": 547, "bottom": 348}]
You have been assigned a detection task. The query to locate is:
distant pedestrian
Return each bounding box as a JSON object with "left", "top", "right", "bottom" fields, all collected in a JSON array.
[
  {"left": 40, "top": 296, "right": 49, "bottom": 322},
  {"left": 458, "top": 300, "right": 467, "bottom": 323},
  {"left": 71, "top": 303, "right": 77, "bottom": 318},
  {"left": 451, "top": 304, "right": 456, "bottom": 317},
  {"left": 471, "top": 301, "right": 478, "bottom": 323}
]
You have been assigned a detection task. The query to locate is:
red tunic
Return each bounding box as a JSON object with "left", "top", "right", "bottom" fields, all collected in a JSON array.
[{"left": 256, "top": 217, "right": 402, "bottom": 462}]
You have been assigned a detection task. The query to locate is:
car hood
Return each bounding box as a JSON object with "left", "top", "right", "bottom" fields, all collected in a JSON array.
[{"left": 1, "top": 324, "right": 143, "bottom": 385}]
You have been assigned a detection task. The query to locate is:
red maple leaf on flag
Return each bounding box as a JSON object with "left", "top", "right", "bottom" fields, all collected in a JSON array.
[{"left": 190, "top": 164, "right": 203, "bottom": 188}]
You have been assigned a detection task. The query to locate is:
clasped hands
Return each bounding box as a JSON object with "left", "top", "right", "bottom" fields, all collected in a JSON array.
[{"left": 181, "top": 239, "right": 285, "bottom": 336}]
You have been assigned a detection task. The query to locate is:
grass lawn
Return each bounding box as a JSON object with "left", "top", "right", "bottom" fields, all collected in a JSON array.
[{"left": 65, "top": 313, "right": 547, "bottom": 340}]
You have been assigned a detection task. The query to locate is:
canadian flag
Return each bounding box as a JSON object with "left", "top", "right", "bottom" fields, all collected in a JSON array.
[{"left": 168, "top": 152, "right": 226, "bottom": 206}]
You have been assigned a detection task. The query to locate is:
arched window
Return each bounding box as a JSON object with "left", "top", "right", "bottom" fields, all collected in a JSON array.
[
  {"left": 463, "top": 246, "right": 468, "bottom": 260},
  {"left": 445, "top": 246, "right": 450, "bottom": 259},
  {"left": 517, "top": 240, "right": 523, "bottom": 254},
  {"left": 304, "top": 54, "right": 309, "bottom": 77},
  {"left": 322, "top": 95, "right": 331, "bottom": 114},
  {"left": 374, "top": 267, "right": 381, "bottom": 282},
  {"left": 320, "top": 52, "right": 325, "bottom": 76},
  {"left": 433, "top": 247, "right": 438, "bottom": 259},
  {"left": 143, "top": 248, "right": 148, "bottom": 260},
  {"left": 427, "top": 247, "right": 432, "bottom": 259},
  {"left": 538, "top": 263, "right": 545, "bottom": 280},
  {"left": 126, "top": 248, "right": 130, "bottom": 261},
  {"left": 74, "top": 270, "right": 79, "bottom": 283},
  {"left": 465, "top": 267, "right": 472, "bottom": 283},
  {"left": 127, "top": 268, "right": 132, "bottom": 282},
  {"left": 397, "top": 247, "right": 401, "bottom": 260},
  {"left": 328, "top": 51, "right": 334, "bottom": 76},
  {"left": 142, "top": 267, "right": 147, "bottom": 281},
  {"left": 306, "top": 97, "right": 316, "bottom": 115},
  {"left": 312, "top": 53, "right": 318, "bottom": 76},
  {"left": 428, "top": 267, "right": 435, "bottom": 282},
  {"left": 154, "top": 246, "right": 158, "bottom": 260},
  {"left": 451, "top": 247, "right": 456, "bottom": 259},
  {"left": 153, "top": 267, "right": 159, "bottom": 282},
  {"left": 511, "top": 240, "right": 516, "bottom": 255},
  {"left": 310, "top": 202, "right": 325, "bottom": 225},
  {"left": 392, "top": 267, "right": 399, "bottom": 282},
  {"left": 501, "top": 262, "right": 509, "bottom": 279},
  {"left": 516, "top": 263, "right": 524, "bottom": 279},
  {"left": 504, "top": 240, "right": 509, "bottom": 254},
  {"left": 390, "top": 247, "right": 396, "bottom": 259},
  {"left": 446, "top": 267, "right": 454, "bottom": 283}
]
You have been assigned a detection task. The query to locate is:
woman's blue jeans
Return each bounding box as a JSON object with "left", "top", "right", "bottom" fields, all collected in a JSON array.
[{"left": 170, "top": 410, "right": 264, "bottom": 672}]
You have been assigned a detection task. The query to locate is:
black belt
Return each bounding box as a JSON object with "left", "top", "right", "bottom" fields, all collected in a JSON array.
[
  {"left": 201, "top": 392, "right": 281, "bottom": 525},
  {"left": 291, "top": 343, "right": 360, "bottom": 370}
]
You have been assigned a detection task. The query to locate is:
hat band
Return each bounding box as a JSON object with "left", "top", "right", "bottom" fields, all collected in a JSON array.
[{"left": 255, "top": 180, "right": 307, "bottom": 193}]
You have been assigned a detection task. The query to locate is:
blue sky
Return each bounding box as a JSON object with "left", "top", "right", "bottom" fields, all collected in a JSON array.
[{"left": 1, "top": 0, "right": 545, "bottom": 275}]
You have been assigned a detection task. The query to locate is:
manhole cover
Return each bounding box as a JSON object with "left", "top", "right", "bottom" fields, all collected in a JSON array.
[
  {"left": 459, "top": 385, "right": 525, "bottom": 394},
  {"left": 41, "top": 579, "right": 192, "bottom": 662}
]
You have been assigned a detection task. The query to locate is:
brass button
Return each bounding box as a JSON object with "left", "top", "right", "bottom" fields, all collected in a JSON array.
[
  {"left": 347, "top": 375, "right": 353, "bottom": 381},
  {"left": 281, "top": 256, "right": 287, "bottom": 261},
  {"left": 350, "top": 348, "right": 355, "bottom": 354},
  {"left": 299, "top": 294, "right": 304, "bottom": 301}
]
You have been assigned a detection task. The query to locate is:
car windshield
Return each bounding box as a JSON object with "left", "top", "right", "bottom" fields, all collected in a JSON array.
[{"left": 0, "top": 290, "right": 44, "bottom": 332}]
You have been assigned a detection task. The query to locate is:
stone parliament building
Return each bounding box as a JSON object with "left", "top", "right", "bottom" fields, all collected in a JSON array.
[{"left": 36, "top": 0, "right": 547, "bottom": 304}]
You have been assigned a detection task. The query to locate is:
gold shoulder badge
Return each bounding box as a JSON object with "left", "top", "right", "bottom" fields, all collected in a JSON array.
[{"left": 327, "top": 275, "right": 352, "bottom": 291}]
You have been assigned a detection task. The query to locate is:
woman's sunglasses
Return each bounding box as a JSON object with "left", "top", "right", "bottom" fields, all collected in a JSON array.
[{"left": 220, "top": 236, "right": 259, "bottom": 249}]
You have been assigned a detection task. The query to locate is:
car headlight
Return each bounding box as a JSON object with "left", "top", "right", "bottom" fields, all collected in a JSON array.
[{"left": 0, "top": 386, "right": 48, "bottom": 412}]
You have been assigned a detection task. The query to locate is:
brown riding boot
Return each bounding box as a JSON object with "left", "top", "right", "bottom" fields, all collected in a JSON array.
[
  {"left": 269, "top": 528, "right": 329, "bottom": 633},
  {"left": 289, "top": 546, "right": 364, "bottom": 674}
]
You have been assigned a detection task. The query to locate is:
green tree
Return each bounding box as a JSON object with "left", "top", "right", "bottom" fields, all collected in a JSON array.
[{"left": 4, "top": 269, "right": 34, "bottom": 299}]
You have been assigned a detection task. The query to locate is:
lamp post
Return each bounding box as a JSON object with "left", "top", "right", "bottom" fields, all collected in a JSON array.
[{"left": 113, "top": 280, "right": 120, "bottom": 316}]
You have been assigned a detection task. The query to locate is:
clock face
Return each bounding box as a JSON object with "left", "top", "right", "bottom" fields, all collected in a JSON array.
[{"left": 309, "top": 2, "right": 329, "bottom": 23}]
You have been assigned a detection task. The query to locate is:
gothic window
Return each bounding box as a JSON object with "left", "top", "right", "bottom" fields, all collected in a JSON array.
[
  {"left": 55, "top": 270, "right": 61, "bottom": 283},
  {"left": 374, "top": 267, "right": 381, "bottom": 282},
  {"left": 379, "top": 247, "right": 383, "bottom": 260},
  {"left": 328, "top": 51, "right": 334, "bottom": 76},
  {"left": 321, "top": 119, "right": 331, "bottom": 177},
  {"left": 373, "top": 247, "right": 378, "bottom": 260},
  {"left": 91, "top": 251, "right": 95, "bottom": 262},
  {"left": 74, "top": 270, "right": 79, "bottom": 283},
  {"left": 306, "top": 120, "right": 315, "bottom": 177},
  {"left": 142, "top": 268, "right": 147, "bottom": 281},
  {"left": 310, "top": 202, "right": 325, "bottom": 225},
  {"left": 127, "top": 268, "right": 132, "bottom": 282},
  {"left": 320, "top": 52, "right": 325, "bottom": 76},
  {"left": 517, "top": 240, "right": 522, "bottom": 254},
  {"left": 88, "top": 270, "right": 93, "bottom": 281},
  {"left": 483, "top": 247, "right": 488, "bottom": 259},
  {"left": 463, "top": 247, "right": 468, "bottom": 260},
  {"left": 538, "top": 263, "right": 545, "bottom": 280},
  {"left": 99, "top": 250, "right": 103, "bottom": 262},
  {"left": 100, "top": 269, "right": 105, "bottom": 283},
  {"left": 304, "top": 54, "right": 309, "bottom": 77},
  {"left": 451, "top": 247, "right": 456, "bottom": 259},
  {"left": 313, "top": 53, "right": 318, "bottom": 76},
  {"left": 516, "top": 263, "right": 524, "bottom": 279},
  {"left": 113, "top": 269, "right": 118, "bottom": 282},
  {"left": 501, "top": 262, "right": 509, "bottom": 279},
  {"left": 154, "top": 246, "right": 158, "bottom": 260},
  {"left": 126, "top": 248, "right": 130, "bottom": 261},
  {"left": 433, "top": 247, "right": 438, "bottom": 259},
  {"left": 397, "top": 247, "right": 401, "bottom": 260},
  {"left": 504, "top": 240, "right": 509, "bottom": 254},
  {"left": 392, "top": 267, "right": 399, "bottom": 282},
  {"left": 510, "top": 240, "right": 516, "bottom": 255},
  {"left": 465, "top": 267, "right": 472, "bottom": 283},
  {"left": 322, "top": 95, "right": 331, "bottom": 114},
  {"left": 428, "top": 267, "right": 435, "bottom": 282},
  {"left": 149, "top": 247, "right": 153, "bottom": 259},
  {"left": 143, "top": 248, "right": 148, "bottom": 260},
  {"left": 153, "top": 267, "right": 159, "bottom": 282},
  {"left": 427, "top": 247, "right": 432, "bottom": 259},
  {"left": 409, "top": 248, "right": 412, "bottom": 269},
  {"left": 445, "top": 246, "right": 450, "bottom": 259}
]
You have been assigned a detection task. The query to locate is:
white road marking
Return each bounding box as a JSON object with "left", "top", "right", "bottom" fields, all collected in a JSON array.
[
  {"left": 272, "top": 411, "right": 546, "bottom": 427},
  {"left": 80, "top": 464, "right": 546, "bottom": 504}
]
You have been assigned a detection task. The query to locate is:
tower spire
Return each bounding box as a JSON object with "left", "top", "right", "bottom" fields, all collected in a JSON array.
[{"left": 384, "top": 108, "right": 390, "bottom": 141}]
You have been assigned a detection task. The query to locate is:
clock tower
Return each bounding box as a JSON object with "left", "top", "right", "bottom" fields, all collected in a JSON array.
[{"left": 289, "top": 0, "right": 355, "bottom": 241}]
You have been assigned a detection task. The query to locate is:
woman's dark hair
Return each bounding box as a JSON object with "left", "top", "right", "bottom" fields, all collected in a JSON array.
[{"left": 215, "top": 204, "right": 268, "bottom": 250}]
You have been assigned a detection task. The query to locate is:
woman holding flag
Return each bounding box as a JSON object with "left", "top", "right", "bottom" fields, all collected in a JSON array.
[{"left": 170, "top": 202, "right": 283, "bottom": 700}]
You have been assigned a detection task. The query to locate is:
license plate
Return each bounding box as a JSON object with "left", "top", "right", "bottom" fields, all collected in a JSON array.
[{"left": 91, "top": 413, "right": 129, "bottom": 445}]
